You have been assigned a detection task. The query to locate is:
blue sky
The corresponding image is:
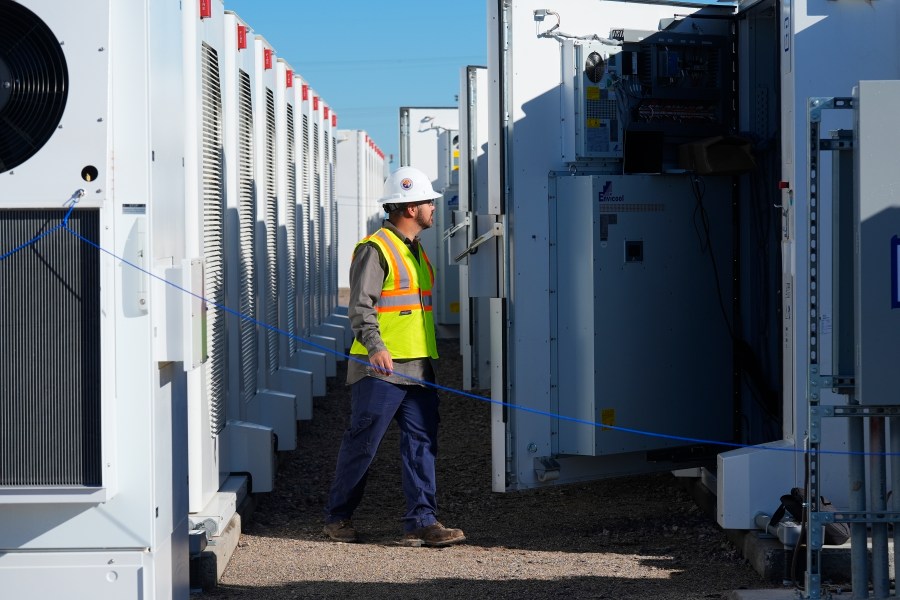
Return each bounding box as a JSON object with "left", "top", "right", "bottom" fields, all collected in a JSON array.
[{"left": 225, "top": 0, "right": 488, "bottom": 166}]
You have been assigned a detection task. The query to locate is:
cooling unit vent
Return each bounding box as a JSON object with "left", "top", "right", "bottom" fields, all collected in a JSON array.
[
  {"left": 286, "top": 104, "right": 297, "bottom": 355},
  {"left": 237, "top": 69, "right": 257, "bottom": 402},
  {"left": 0, "top": 0, "right": 68, "bottom": 174},
  {"left": 264, "top": 88, "right": 278, "bottom": 373},
  {"left": 0, "top": 209, "right": 101, "bottom": 487}
]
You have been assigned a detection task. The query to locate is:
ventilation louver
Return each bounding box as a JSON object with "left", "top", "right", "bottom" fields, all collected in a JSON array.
[
  {"left": 286, "top": 104, "right": 297, "bottom": 355},
  {"left": 264, "top": 88, "right": 278, "bottom": 373}
]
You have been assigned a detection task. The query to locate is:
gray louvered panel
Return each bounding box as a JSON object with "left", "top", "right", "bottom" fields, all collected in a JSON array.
[
  {"left": 0, "top": 210, "right": 101, "bottom": 487},
  {"left": 317, "top": 203, "right": 325, "bottom": 326},
  {"left": 311, "top": 213, "right": 320, "bottom": 329},
  {"left": 265, "top": 88, "right": 279, "bottom": 373},
  {"left": 312, "top": 122, "right": 321, "bottom": 326},
  {"left": 301, "top": 114, "right": 311, "bottom": 337},
  {"left": 285, "top": 105, "right": 297, "bottom": 356},
  {"left": 330, "top": 145, "right": 338, "bottom": 313},
  {"left": 238, "top": 69, "right": 258, "bottom": 402},
  {"left": 201, "top": 42, "right": 227, "bottom": 437},
  {"left": 329, "top": 136, "right": 337, "bottom": 312},
  {"left": 330, "top": 134, "right": 338, "bottom": 312},
  {"left": 322, "top": 133, "right": 331, "bottom": 314}
]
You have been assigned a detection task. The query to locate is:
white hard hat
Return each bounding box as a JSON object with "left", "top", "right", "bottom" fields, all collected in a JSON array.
[{"left": 380, "top": 166, "right": 441, "bottom": 211}]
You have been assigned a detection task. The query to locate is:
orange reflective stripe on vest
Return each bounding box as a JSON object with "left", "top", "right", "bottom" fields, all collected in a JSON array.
[{"left": 372, "top": 229, "right": 410, "bottom": 290}]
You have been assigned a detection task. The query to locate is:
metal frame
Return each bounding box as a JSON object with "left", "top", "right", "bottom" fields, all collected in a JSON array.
[
  {"left": 804, "top": 94, "right": 850, "bottom": 600},
  {"left": 805, "top": 94, "right": 900, "bottom": 600}
]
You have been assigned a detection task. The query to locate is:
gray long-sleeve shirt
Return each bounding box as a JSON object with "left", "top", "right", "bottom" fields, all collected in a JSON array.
[{"left": 345, "top": 220, "right": 436, "bottom": 387}]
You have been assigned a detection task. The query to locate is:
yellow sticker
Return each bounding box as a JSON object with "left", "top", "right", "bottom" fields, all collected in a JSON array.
[
  {"left": 450, "top": 302, "right": 460, "bottom": 314},
  {"left": 586, "top": 86, "right": 600, "bottom": 100},
  {"left": 600, "top": 408, "right": 616, "bottom": 430},
  {"left": 586, "top": 118, "right": 602, "bottom": 129}
]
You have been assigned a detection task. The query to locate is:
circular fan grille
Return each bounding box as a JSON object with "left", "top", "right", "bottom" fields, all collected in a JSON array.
[
  {"left": 0, "top": 0, "right": 68, "bottom": 174},
  {"left": 584, "top": 51, "right": 606, "bottom": 84}
]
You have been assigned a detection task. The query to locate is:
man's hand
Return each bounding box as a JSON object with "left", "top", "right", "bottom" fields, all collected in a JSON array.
[{"left": 368, "top": 350, "right": 394, "bottom": 376}]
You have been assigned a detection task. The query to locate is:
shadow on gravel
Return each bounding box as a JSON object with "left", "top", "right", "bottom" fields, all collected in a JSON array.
[{"left": 205, "top": 576, "right": 753, "bottom": 600}]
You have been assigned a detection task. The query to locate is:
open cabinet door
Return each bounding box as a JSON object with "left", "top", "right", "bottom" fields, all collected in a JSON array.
[
  {"left": 549, "top": 173, "right": 733, "bottom": 477},
  {"left": 486, "top": 0, "right": 743, "bottom": 491},
  {"left": 491, "top": 172, "right": 736, "bottom": 492}
]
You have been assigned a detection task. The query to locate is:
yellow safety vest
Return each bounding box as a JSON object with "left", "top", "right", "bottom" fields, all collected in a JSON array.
[{"left": 349, "top": 228, "right": 439, "bottom": 360}]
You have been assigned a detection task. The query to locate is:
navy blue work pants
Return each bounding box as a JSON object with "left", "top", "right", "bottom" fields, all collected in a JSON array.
[{"left": 324, "top": 376, "right": 440, "bottom": 532}]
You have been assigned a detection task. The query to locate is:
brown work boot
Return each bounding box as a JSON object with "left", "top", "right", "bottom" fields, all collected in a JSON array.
[
  {"left": 323, "top": 519, "right": 358, "bottom": 543},
  {"left": 398, "top": 522, "right": 466, "bottom": 547}
]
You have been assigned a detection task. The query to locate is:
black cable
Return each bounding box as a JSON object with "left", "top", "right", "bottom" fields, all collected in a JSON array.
[
  {"left": 690, "top": 174, "right": 734, "bottom": 341},
  {"left": 690, "top": 174, "right": 782, "bottom": 434}
]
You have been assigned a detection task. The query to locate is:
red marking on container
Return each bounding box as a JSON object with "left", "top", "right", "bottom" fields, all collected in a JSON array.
[{"left": 237, "top": 25, "right": 247, "bottom": 49}]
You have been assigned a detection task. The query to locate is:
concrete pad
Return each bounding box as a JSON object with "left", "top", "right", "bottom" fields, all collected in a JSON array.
[
  {"left": 680, "top": 475, "right": 899, "bottom": 600},
  {"left": 190, "top": 512, "right": 242, "bottom": 591}
]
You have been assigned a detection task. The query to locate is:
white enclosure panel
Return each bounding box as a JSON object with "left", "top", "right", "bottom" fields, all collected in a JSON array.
[
  {"left": 551, "top": 174, "right": 733, "bottom": 457},
  {"left": 335, "top": 130, "right": 386, "bottom": 289},
  {"left": 0, "top": 0, "right": 109, "bottom": 209},
  {"left": 458, "top": 66, "right": 496, "bottom": 390},
  {"left": 399, "top": 106, "right": 460, "bottom": 335},
  {"left": 0, "top": 552, "right": 144, "bottom": 600},
  {"left": 183, "top": 0, "right": 228, "bottom": 516},
  {"left": 854, "top": 80, "right": 900, "bottom": 406}
]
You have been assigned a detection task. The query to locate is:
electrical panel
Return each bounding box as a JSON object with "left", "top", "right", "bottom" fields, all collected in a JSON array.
[
  {"left": 550, "top": 173, "right": 734, "bottom": 458},
  {"left": 567, "top": 23, "right": 734, "bottom": 170},
  {"left": 630, "top": 33, "right": 729, "bottom": 126},
  {"left": 610, "top": 26, "right": 734, "bottom": 172}
]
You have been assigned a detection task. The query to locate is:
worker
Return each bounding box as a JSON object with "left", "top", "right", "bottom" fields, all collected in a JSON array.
[{"left": 322, "top": 166, "right": 466, "bottom": 547}]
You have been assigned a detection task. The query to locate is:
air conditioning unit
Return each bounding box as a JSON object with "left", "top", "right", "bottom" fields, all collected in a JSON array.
[
  {"left": 0, "top": 1, "right": 189, "bottom": 597},
  {"left": 314, "top": 98, "right": 350, "bottom": 354},
  {"left": 290, "top": 73, "right": 328, "bottom": 398},
  {"left": 219, "top": 10, "right": 286, "bottom": 488},
  {"left": 276, "top": 57, "right": 300, "bottom": 369},
  {"left": 250, "top": 34, "right": 305, "bottom": 434},
  {"left": 309, "top": 91, "right": 324, "bottom": 331},
  {"left": 293, "top": 81, "right": 333, "bottom": 381},
  {"left": 0, "top": 0, "right": 109, "bottom": 209},
  {"left": 274, "top": 57, "right": 314, "bottom": 419},
  {"left": 183, "top": 0, "right": 229, "bottom": 516},
  {"left": 305, "top": 89, "right": 340, "bottom": 377},
  {"left": 571, "top": 41, "right": 624, "bottom": 161}
]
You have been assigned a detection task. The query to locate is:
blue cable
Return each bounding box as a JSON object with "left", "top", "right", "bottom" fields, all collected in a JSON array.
[
  {"left": 0, "top": 224, "right": 63, "bottom": 262},
  {"left": 43, "top": 224, "right": 900, "bottom": 458},
  {"left": 0, "top": 190, "right": 82, "bottom": 261}
]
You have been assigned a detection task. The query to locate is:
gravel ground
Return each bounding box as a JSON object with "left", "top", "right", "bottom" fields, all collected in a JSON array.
[{"left": 205, "top": 336, "right": 778, "bottom": 600}]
